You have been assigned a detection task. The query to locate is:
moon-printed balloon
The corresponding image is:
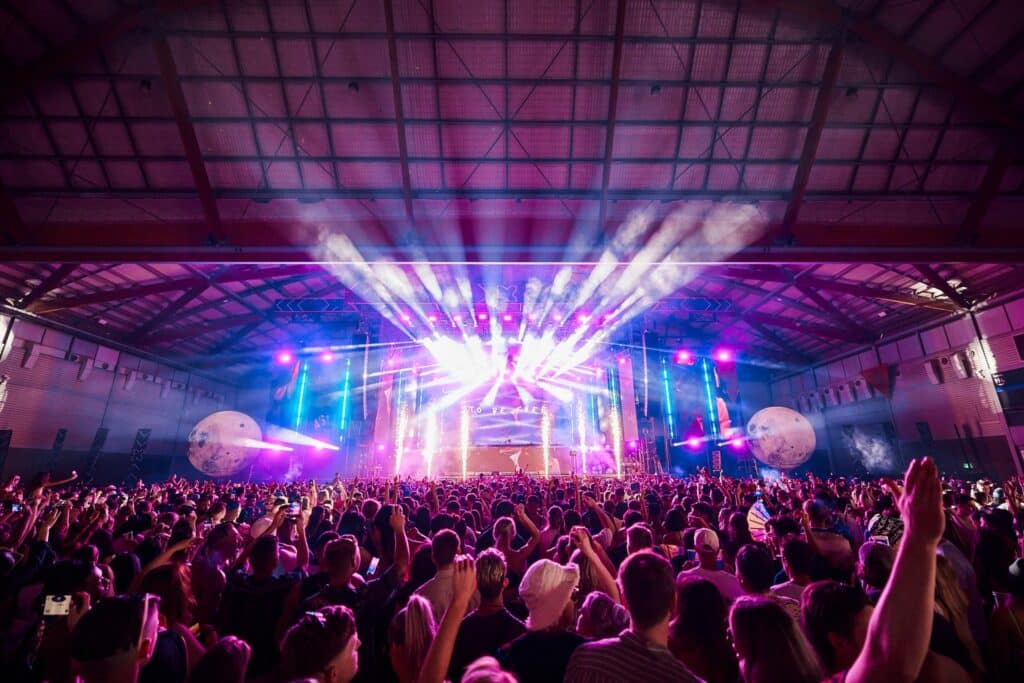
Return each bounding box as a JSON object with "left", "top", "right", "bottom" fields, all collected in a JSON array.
[
  {"left": 187, "top": 411, "right": 262, "bottom": 477},
  {"left": 746, "top": 406, "right": 817, "bottom": 470}
]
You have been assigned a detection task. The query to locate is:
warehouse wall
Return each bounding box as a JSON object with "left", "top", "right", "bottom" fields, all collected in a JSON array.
[
  {"left": 770, "top": 295, "right": 1024, "bottom": 481},
  {"left": 0, "top": 315, "right": 259, "bottom": 483}
]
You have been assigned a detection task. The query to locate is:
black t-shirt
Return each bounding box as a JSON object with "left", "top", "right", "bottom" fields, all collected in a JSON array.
[
  {"left": 496, "top": 630, "right": 585, "bottom": 683},
  {"left": 139, "top": 629, "right": 187, "bottom": 683},
  {"left": 219, "top": 570, "right": 302, "bottom": 677},
  {"left": 448, "top": 608, "right": 526, "bottom": 682}
]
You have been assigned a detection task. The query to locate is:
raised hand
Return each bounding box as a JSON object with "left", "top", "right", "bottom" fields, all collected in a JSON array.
[
  {"left": 450, "top": 555, "right": 477, "bottom": 607},
  {"left": 390, "top": 504, "right": 406, "bottom": 532},
  {"left": 899, "top": 457, "right": 944, "bottom": 548}
]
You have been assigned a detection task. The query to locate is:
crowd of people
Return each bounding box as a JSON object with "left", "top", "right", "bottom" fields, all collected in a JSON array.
[{"left": 0, "top": 461, "right": 1022, "bottom": 683}]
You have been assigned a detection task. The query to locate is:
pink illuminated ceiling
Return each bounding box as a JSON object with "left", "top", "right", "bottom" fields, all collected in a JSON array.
[{"left": 0, "top": 0, "right": 1022, "bottom": 372}]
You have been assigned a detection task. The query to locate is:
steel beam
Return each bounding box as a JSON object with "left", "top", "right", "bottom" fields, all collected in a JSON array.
[
  {"left": 720, "top": 266, "right": 959, "bottom": 311},
  {"left": 779, "top": 32, "right": 844, "bottom": 242},
  {"left": 153, "top": 36, "right": 223, "bottom": 243},
  {"left": 142, "top": 313, "right": 265, "bottom": 346},
  {"left": 0, "top": 184, "right": 27, "bottom": 245},
  {"left": 19, "top": 264, "right": 78, "bottom": 309},
  {"left": 34, "top": 264, "right": 320, "bottom": 312},
  {"left": 955, "top": 147, "right": 1012, "bottom": 245},
  {"left": 3, "top": 219, "right": 1024, "bottom": 264},
  {"left": 0, "top": 0, "right": 213, "bottom": 103},
  {"left": 597, "top": 0, "right": 627, "bottom": 232},
  {"left": 382, "top": 0, "right": 415, "bottom": 224},
  {"left": 795, "top": 282, "right": 871, "bottom": 337},
  {"left": 127, "top": 283, "right": 209, "bottom": 341},
  {"left": 913, "top": 263, "right": 973, "bottom": 310},
  {"left": 749, "top": 0, "right": 1023, "bottom": 133}
]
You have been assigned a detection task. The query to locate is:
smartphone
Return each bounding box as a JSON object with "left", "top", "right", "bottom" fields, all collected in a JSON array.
[
  {"left": 367, "top": 557, "right": 380, "bottom": 576},
  {"left": 287, "top": 503, "right": 300, "bottom": 517},
  {"left": 9, "top": 503, "right": 22, "bottom": 513},
  {"left": 43, "top": 594, "right": 71, "bottom": 617}
]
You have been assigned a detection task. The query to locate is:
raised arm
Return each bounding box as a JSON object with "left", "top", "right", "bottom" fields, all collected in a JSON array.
[
  {"left": 571, "top": 526, "right": 621, "bottom": 603},
  {"left": 417, "top": 556, "right": 476, "bottom": 683},
  {"left": 390, "top": 505, "right": 410, "bottom": 578},
  {"left": 846, "top": 458, "right": 944, "bottom": 683},
  {"left": 513, "top": 503, "right": 542, "bottom": 557}
]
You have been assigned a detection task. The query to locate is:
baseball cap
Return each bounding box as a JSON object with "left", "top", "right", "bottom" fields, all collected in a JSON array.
[
  {"left": 694, "top": 528, "right": 720, "bottom": 554},
  {"left": 519, "top": 559, "right": 580, "bottom": 631}
]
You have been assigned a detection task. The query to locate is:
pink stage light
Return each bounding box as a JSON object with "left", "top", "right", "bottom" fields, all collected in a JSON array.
[
  {"left": 553, "top": 313, "right": 563, "bottom": 321},
  {"left": 387, "top": 358, "right": 397, "bottom": 367},
  {"left": 503, "top": 313, "right": 513, "bottom": 322},
  {"left": 452, "top": 314, "right": 462, "bottom": 323},
  {"left": 320, "top": 351, "right": 335, "bottom": 363},
  {"left": 618, "top": 356, "right": 627, "bottom": 365},
  {"left": 478, "top": 312, "right": 488, "bottom": 321},
  {"left": 628, "top": 440, "right": 638, "bottom": 449},
  {"left": 577, "top": 313, "right": 590, "bottom": 324},
  {"left": 714, "top": 349, "right": 733, "bottom": 362},
  {"left": 676, "top": 350, "right": 692, "bottom": 364},
  {"left": 730, "top": 437, "right": 744, "bottom": 448},
  {"left": 376, "top": 443, "right": 386, "bottom": 452},
  {"left": 401, "top": 313, "right": 412, "bottom": 322},
  {"left": 686, "top": 437, "right": 701, "bottom": 449},
  {"left": 427, "top": 314, "right": 437, "bottom": 322},
  {"left": 275, "top": 351, "right": 293, "bottom": 364},
  {"left": 528, "top": 313, "right": 537, "bottom": 321}
]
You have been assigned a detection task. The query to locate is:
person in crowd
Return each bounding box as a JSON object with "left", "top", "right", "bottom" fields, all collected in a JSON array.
[
  {"left": 565, "top": 551, "right": 700, "bottom": 682},
  {"left": 575, "top": 590, "right": 628, "bottom": 640},
  {"left": 494, "top": 557, "right": 584, "bottom": 683},
  {"left": 493, "top": 504, "right": 542, "bottom": 581},
  {"left": 735, "top": 543, "right": 801, "bottom": 620},
  {"left": 804, "top": 498, "right": 855, "bottom": 578},
  {"left": 448, "top": 548, "right": 526, "bottom": 682},
  {"left": 388, "top": 595, "right": 436, "bottom": 683},
  {"left": 138, "top": 563, "right": 206, "bottom": 683},
  {"left": 990, "top": 558, "right": 1024, "bottom": 681},
  {"left": 668, "top": 576, "right": 739, "bottom": 683},
  {"left": 302, "top": 536, "right": 361, "bottom": 612},
  {"left": 771, "top": 537, "right": 814, "bottom": 602},
  {"left": 278, "top": 605, "right": 360, "bottom": 683},
  {"left": 70, "top": 594, "right": 162, "bottom": 683},
  {"left": 678, "top": 528, "right": 744, "bottom": 602},
  {"left": 730, "top": 596, "right": 824, "bottom": 683},
  {"left": 186, "top": 636, "right": 251, "bottom": 683},
  {"left": 415, "top": 529, "right": 480, "bottom": 621},
  {"left": 854, "top": 541, "right": 894, "bottom": 603}
]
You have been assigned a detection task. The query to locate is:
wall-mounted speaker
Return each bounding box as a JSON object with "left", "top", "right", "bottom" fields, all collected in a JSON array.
[
  {"left": 924, "top": 359, "right": 943, "bottom": 384},
  {"left": 824, "top": 387, "right": 839, "bottom": 407},
  {"left": 124, "top": 369, "right": 138, "bottom": 391},
  {"left": 76, "top": 357, "right": 94, "bottom": 381},
  {"left": 852, "top": 378, "right": 873, "bottom": 401},
  {"left": 836, "top": 383, "right": 855, "bottom": 404},
  {"left": 950, "top": 351, "right": 972, "bottom": 379},
  {"left": 21, "top": 343, "right": 40, "bottom": 369}
]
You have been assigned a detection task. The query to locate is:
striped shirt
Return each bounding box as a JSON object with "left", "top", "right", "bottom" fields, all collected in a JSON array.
[{"left": 565, "top": 630, "right": 702, "bottom": 683}]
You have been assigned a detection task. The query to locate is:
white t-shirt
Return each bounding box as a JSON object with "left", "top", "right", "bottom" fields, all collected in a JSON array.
[
  {"left": 770, "top": 579, "right": 807, "bottom": 602},
  {"left": 679, "top": 566, "right": 745, "bottom": 603}
]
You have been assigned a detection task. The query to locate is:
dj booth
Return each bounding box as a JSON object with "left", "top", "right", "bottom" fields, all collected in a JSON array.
[{"left": 436, "top": 445, "right": 574, "bottom": 476}]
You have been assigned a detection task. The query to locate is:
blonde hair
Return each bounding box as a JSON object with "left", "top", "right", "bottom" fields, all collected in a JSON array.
[
  {"left": 730, "top": 597, "right": 824, "bottom": 683},
  {"left": 494, "top": 517, "right": 515, "bottom": 546},
  {"left": 389, "top": 595, "right": 437, "bottom": 673},
  {"left": 935, "top": 555, "right": 985, "bottom": 675}
]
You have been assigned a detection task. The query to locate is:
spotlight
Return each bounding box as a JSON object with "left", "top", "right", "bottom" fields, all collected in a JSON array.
[
  {"left": 553, "top": 313, "right": 563, "bottom": 321},
  {"left": 477, "top": 312, "right": 488, "bottom": 321},
  {"left": 528, "top": 313, "right": 537, "bottom": 321},
  {"left": 376, "top": 443, "right": 386, "bottom": 452},
  {"left": 729, "top": 437, "right": 744, "bottom": 448},
  {"left": 686, "top": 437, "right": 701, "bottom": 449},
  {"left": 401, "top": 313, "right": 412, "bottom": 322},
  {"left": 427, "top": 314, "right": 437, "bottom": 322},
  {"left": 503, "top": 313, "right": 513, "bottom": 322},
  {"left": 320, "top": 351, "right": 335, "bottom": 363},
  {"left": 675, "top": 350, "right": 692, "bottom": 364},
  {"left": 453, "top": 314, "right": 462, "bottom": 323},
  {"left": 577, "top": 313, "right": 589, "bottom": 324},
  {"left": 618, "top": 356, "right": 627, "bottom": 365},
  {"left": 627, "top": 440, "right": 637, "bottom": 449},
  {"left": 275, "top": 351, "right": 294, "bottom": 364},
  {"left": 714, "top": 349, "right": 733, "bottom": 362}
]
